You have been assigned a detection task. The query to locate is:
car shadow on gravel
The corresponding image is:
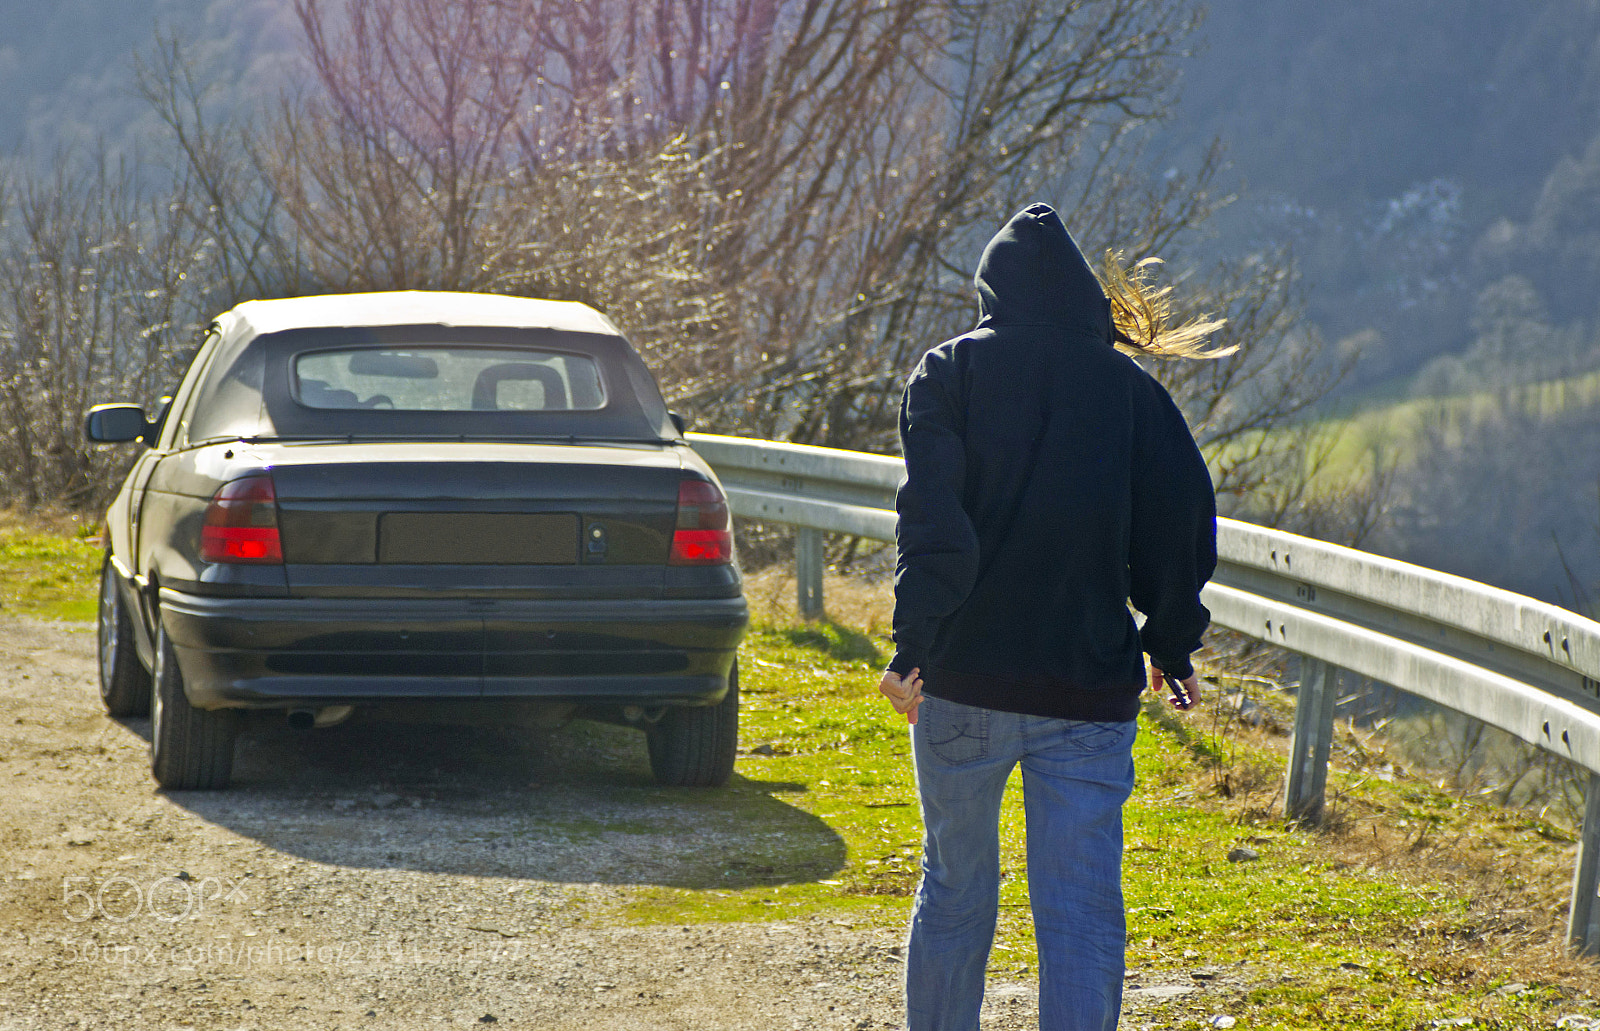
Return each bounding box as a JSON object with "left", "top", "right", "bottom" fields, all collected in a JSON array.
[{"left": 129, "top": 707, "right": 847, "bottom": 891}]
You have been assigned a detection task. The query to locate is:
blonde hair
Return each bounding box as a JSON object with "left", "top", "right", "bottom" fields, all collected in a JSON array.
[{"left": 1100, "top": 251, "right": 1234, "bottom": 359}]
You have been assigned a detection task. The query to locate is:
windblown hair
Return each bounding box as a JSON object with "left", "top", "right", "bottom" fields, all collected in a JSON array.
[{"left": 1101, "top": 252, "right": 1234, "bottom": 359}]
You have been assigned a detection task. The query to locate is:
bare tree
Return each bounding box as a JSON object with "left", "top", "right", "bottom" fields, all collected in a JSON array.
[
  {"left": 141, "top": 8, "right": 744, "bottom": 356},
  {"left": 148, "top": 0, "right": 1237, "bottom": 449},
  {"left": 0, "top": 155, "right": 214, "bottom": 510},
  {"left": 624, "top": 0, "right": 1219, "bottom": 448}
]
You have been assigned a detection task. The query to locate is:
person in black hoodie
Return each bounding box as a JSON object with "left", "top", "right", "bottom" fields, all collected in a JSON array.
[{"left": 878, "top": 203, "right": 1226, "bottom": 1031}]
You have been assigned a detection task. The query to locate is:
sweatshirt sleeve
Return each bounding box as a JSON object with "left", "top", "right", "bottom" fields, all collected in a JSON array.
[
  {"left": 1127, "top": 375, "right": 1217, "bottom": 681},
  {"left": 889, "top": 347, "right": 981, "bottom": 676}
]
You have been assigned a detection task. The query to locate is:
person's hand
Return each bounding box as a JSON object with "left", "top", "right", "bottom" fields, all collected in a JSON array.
[
  {"left": 1150, "top": 663, "right": 1200, "bottom": 710},
  {"left": 879, "top": 668, "right": 924, "bottom": 725}
]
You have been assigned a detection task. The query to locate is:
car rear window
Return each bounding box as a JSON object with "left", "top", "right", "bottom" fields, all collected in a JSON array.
[{"left": 292, "top": 347, "right": 607, "bottom": 412}]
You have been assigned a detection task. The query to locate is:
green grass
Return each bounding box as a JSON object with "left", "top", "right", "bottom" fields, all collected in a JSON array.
[
  {"left": 0, "top": 514, "right": 102, "bottom": 622},
  {"left": 7, "top": 518, "right": 1599, "bottom": 1027},
  {"left": 628, "top": 621, "right": 1600, "bottom": 1028}
]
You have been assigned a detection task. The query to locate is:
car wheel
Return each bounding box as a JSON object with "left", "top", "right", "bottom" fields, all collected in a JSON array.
[
  {"left": 149, "top": 623, "right": 236, "bottom": 790},
  {"left": 97, "top": 556, "right": 150, "bottom": 717},
  {"left": 647, "top": 658, "right": 739, "bottom": 788}
]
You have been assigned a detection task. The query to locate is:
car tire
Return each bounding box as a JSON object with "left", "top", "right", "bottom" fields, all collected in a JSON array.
[
  {"left": 647, "top": 658, "right": 739, "bottom": 788},
  {"left": 149, "top": 623, "right": 236, "bottom": 790},
  {"left": 97, "top": 555, "right": 150, "bottom": 717}
]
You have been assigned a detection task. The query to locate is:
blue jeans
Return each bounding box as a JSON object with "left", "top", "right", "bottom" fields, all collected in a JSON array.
[{"left": 906, "top": 694, "right": 1137, "bottom": 1031}]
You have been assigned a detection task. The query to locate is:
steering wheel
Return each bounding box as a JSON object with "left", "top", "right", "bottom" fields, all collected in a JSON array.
[{"left": 360, "top": 395, "right": 394, "bottom": 409}]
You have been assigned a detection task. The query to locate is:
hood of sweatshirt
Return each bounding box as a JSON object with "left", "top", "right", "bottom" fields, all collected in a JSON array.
[{"left": 974, "top": 203, "right": 1111, "bottom": 344}]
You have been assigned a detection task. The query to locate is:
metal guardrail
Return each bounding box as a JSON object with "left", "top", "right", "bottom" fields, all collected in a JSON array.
[{"left": 686, "top": 431, "right": 1600, "bottom": 954}]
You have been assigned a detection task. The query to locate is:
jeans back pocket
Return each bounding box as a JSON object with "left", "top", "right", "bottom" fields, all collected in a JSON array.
[
  {"left": 922, "top": 697, "right": 989, "bottom": 765},
  {"left": 1054, "top": 719, "right": 1136, "bottom": 754}
]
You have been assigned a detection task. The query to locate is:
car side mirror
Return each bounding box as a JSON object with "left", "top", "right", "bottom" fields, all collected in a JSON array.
[
  {"left": 668, "top": 411, "right": 689, "bottom": 435},
  {"left": 85, "top": 404, "right": 150, "bottom": 445}
]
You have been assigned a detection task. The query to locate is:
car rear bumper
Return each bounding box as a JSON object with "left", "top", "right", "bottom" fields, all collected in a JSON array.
[{"left": 158, "top": 587, "right": 748, "bottom": 709}]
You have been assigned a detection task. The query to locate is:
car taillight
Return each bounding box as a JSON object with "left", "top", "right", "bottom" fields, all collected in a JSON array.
[
  {"left": 670, "top": 477, "right": 732, "bottom": 566},
  {"left": 200, "top": 475, "right": 283, "bottom": 564}
]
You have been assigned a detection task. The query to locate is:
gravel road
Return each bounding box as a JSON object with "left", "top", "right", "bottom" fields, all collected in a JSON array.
[{"left": 0, "top": 617, "right": 1223, "bottom": 1029}]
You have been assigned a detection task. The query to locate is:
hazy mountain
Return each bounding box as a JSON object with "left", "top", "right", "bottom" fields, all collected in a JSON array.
[
  {"left": 0, "top": 0, "right": 299, "bottom": 161},
  {"left": 1155, "top": 0, "right": 1600, "bottom": 396}
]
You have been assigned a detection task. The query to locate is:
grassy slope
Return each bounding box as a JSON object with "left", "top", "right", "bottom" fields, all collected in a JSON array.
[
  {"left": 11, "top": 530, "right": 1600, "bottom": 1028},
  {"left": 1293, "top": 369, "right": 1600, "bottom": 489},
  {"left": 628, "top": 620, "right": 1600, "bottom": 1029}
]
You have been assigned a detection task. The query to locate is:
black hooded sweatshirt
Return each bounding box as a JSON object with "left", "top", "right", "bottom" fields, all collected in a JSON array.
[{"left": 887, "top": 203, "right": 1216, "bottom": 722}]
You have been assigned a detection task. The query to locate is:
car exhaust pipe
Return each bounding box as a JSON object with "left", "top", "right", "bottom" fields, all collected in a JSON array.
[
  {"left": 286, "top": 705, "right": 354, "bottom": 730},
  {"left": 622, "top": 705, "right": 667, "bottom": 725}
]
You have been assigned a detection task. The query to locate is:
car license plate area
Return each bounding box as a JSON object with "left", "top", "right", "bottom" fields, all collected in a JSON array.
[{"left": 378, "top": 513, "right": 579, "bottom": 564}]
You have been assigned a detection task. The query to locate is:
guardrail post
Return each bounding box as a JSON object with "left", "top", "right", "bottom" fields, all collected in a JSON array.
[
  {"left": 795, "top": 527, "right": 824, "bottom": 619},
  {"left": 1569, "top": 772, "right": 1600, "bottom": 955},
  {"left": 1284, "top": 656, "right": 1337, "bottom": 824}
]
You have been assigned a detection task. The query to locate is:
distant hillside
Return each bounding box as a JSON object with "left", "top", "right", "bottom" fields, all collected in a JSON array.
[
  {"left": 0, "top": 0, "right": 299, "bottom": 160},
  {"left": 1154, "top": 0, "right": 1600, "bottom": 394},
  {"left": 1299, "top": 371, "right": 1600, "bottom": 609}
]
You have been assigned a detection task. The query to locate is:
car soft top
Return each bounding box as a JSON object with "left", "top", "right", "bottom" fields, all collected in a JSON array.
[
  {"left": 185, "top": 292, "right": 678, "bottom": 445},
  {"left": 224, "top": 291, "right": 624, "bottom": 338}
]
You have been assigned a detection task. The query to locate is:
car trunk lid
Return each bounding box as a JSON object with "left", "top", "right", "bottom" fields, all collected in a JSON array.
[{"left": 258, "top": 441, "right": 684, "bottom": 598}]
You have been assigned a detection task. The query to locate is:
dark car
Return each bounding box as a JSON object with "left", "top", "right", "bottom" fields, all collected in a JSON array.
[{"left": 87, "top": 291, "right": 748, "bottom": 790}]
